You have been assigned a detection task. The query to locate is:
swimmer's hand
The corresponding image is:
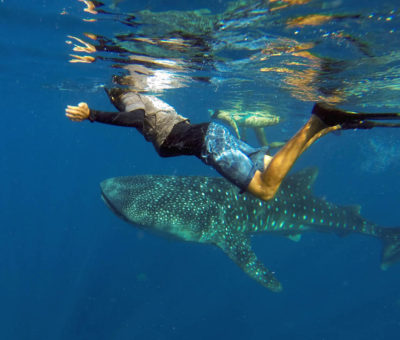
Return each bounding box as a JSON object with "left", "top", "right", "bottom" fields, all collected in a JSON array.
[{"left": 65, "top": 102, "right": 90, "bottom": 121}]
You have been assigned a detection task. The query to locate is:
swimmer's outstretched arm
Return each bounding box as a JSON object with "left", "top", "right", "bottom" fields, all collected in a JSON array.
[
  {"left": 65, "top": 102, "right": 145, "bottom": 127},
  {"left": 65, "top": 102, "right": 90, "bottom": 121}
]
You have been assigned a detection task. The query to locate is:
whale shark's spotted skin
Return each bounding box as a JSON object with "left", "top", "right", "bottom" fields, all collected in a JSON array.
[{"left": 101, "top": 168, "right": 400, "bottom": 292}]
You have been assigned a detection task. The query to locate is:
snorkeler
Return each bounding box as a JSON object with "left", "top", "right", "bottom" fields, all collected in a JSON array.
[{"left": 66, "top": 89, "right": 400, "bottom": 201}]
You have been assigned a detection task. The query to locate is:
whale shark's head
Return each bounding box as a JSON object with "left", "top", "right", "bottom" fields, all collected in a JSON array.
[{"left": 100, "top": 175, "right": 230, "bottom": 242}]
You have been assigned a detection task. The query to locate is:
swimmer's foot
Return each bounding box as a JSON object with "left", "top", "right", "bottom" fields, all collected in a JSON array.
[{"left": 312, "top": 102, "right": 400, "bottom": 130}]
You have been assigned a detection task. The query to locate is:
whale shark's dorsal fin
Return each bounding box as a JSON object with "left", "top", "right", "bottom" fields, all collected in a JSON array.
[
  {"left": 344, "top": 205, "right": 362, "bottom": 215},
  {"left": 215, "top": 232, "right": 282, "bottom": 292}
]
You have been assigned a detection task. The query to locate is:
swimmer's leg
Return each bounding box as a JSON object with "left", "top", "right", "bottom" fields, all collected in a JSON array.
[
  {"left": 254, "top": 127, "right": 269, "bottom": 146},
  {"left": 248, "top": 103, "right": 400, "bottom": 201},
  {"left": 248, "top": 113, "right": 337, "bottom": 200}
]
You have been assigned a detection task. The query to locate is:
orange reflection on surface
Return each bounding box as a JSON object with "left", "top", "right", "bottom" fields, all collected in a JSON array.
[
  {"left": 260, "top": 67, "right": 295, "bottom": 74},
  {"left": 261, "top": 41, "right": 315, "bottom": 58},
  {"left": 284, "top": 68, "right": 343, "bottom": 103},
  {"left": 79, "top": 0, "right": 98, "bottom": 15},
  {"left": 132, "top": 37, "right": 156, "bottom": 45},
  {"left": 69, "top": 54, "right": 96, "bottom": 63},
  {"left": 260, "top": 45, "right": 344, "bottom": 104},
  {"left": 67, "top": 35, "right": 96, "bottom": 53},
  {"left": 132, "top": 37, "right": 190, "bottom": 50},
  {"left": 84, "top": 33, "right": 98, "bottom": 40},
  {"left": 129, "top": 55, "right": 186, "bottom": 71},
  {"left": 287, "top": 14, "right": 334, "bottom": 27},
  {"left": 159, "top": 38, "right": 190, "bottom": 48},
  {"left": 269, "top": 0, "right": 312, "bottom": 12},
  {"left": 292, "top": 50, "right": 320, "bottom": 62}
]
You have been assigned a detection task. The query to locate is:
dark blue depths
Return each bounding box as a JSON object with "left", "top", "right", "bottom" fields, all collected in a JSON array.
[{"left": 1, "top": 0, "right": 400, "bottom": 339}]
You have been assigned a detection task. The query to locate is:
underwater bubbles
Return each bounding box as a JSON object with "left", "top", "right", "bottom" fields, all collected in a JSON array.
[{"left": 360, "top": 135, "right": 400, "bottom": 173}]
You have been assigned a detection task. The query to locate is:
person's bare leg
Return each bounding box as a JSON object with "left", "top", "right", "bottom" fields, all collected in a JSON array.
[{"left": 248, "top": 115, "right": 340, "bottom": 200}]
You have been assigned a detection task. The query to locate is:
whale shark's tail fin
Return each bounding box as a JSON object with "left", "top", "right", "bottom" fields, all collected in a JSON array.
[{"left": 380, "top": 227, "right": 400, "bottom": 270}]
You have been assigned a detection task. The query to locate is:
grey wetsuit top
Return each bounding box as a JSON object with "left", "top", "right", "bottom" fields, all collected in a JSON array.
[{"left": 116, "top": 92, "right": 188, "bottom": 152}]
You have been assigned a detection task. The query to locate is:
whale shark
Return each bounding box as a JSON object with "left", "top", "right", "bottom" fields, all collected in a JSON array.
[{"left": 100, "top": 168, "right": 400, "bottom": 292}]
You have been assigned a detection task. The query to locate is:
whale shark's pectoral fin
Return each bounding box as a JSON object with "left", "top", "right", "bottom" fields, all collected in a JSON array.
[{"left": 216, "top": 233, "right": 282, "bottom": 292}]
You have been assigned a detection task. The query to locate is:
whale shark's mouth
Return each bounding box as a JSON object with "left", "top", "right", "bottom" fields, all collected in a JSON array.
[
  {"left": 100, "top": 179, "right": 131, "bottom": 223},
  {"left": 100, "top": 192, "right": 114, "bottom": 213}
]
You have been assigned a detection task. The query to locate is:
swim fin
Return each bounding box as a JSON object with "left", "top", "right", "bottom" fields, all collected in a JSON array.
[{"left": 312, "top": 102, "right": 400, "bottom": 129}]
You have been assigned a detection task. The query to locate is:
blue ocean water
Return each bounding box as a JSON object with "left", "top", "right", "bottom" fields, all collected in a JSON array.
[{"left": 1, "top": 0, "right": 400, "bottom": 339}]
